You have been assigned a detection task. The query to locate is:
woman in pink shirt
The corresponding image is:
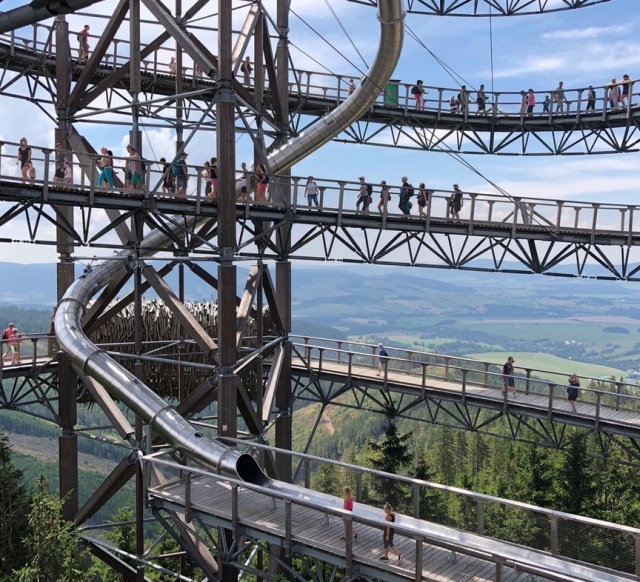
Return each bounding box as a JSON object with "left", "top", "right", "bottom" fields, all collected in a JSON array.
[
  {"left": 341, "top": 486, "right": 359, "bottom": 542},
  {"left": 526, "top": 89, "right": 536, "bottom": 116}
]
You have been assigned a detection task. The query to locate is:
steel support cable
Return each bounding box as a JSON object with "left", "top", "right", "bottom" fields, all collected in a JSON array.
[{"left": 322, "top": 0, "right": 369, "bottom": 69}]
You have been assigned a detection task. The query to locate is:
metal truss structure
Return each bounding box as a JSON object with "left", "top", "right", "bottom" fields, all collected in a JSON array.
[
  {"left": 0, "top": 0, "right": 637, "bottom": 580},
  {"left": 1, "top": 16, "right": 640, "bottom": 155},
  {"left": 347, "top": 0, "right": 613, "bottom": 16}
]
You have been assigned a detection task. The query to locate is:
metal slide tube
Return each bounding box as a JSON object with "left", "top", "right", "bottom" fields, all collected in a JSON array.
[{"left": 55, "top": 0, "right": 404, "bottom": 484}]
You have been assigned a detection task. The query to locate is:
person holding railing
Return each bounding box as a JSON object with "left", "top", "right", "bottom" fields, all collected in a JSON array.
[
  {"left": 77, "top": 24, "right": 90, "bottom": 62},
  {"left": 411, "top": 80, "right": 426, "bottom": 110}
]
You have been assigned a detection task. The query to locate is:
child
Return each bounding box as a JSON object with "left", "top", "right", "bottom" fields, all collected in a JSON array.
[
  {"left": 340, "top": 486, "right": 359, "bottom": 542},
  {"left": 380, "top": 502, "right": 401, "bottom": 562},
  {"left": 25, "top": 161, "right": 36, "bottom": 185},
  {"left": 63, "top": 161, "right": 73, "bottom": 184}
]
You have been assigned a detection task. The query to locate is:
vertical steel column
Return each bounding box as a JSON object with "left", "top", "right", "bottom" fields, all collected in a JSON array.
[
  {"left": 175, "top": 0, "right": 184, "bottom": 151},
  {"left": 217, "top": 0, "right": 237, "bottom": 578},
  {"left": 130, "top": 5, "right": 145, "bottom": 580},
  {"left": 274, "top": 0, "right": 292, "bottom": 483},
  {"left": 54, "top": 15, "right": 78, "bottom": 522}
]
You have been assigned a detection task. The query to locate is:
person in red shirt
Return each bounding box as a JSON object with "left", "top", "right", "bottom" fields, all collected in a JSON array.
[
  {"left": 2, "top": 323, "right": 14, "bottom": 361},
  {"left": 340, "top": 485, "right": 359, "bottom": 542}
]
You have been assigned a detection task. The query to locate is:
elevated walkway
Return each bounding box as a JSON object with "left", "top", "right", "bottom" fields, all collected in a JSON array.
[
  {"left": 142, "top": 446, "right": 640, "bottom": 582},
  {"left": 1, "top": 24, "right": 639, "bottom": 154}
]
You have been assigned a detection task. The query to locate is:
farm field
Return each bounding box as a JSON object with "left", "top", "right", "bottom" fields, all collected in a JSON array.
[{"left": 465, "top": 351, "right": 627, "bottom": 384}]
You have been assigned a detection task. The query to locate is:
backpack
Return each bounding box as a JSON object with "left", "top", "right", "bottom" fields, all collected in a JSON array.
[
  {"left": 140, "top": 158, "right": 147, "bottom": 174},
  {"left": 366, "top": 184, "right": 373, "bottom": 197},
  {"left": 1, "top": 329, "right": 7, "bottom": 340},
  {"left": 171, "top": 164, "right": 181, "bottom": 176},
  {"left": 411, "top": 85, "right": 420, "bottom": 95},
  {"left": 407, "top": 184, "right": 414, "bottom": 197}
]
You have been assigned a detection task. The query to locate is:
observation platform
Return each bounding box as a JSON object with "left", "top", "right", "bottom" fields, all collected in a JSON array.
[
  {"left": 1, "top": 138, "right": 639, "bottom": 279},
  {"left": 142, "top": 447, "right": 640, "bottom": 582},
  {"left": 1, "top": 24, "right": 640, "bottom": 154}
]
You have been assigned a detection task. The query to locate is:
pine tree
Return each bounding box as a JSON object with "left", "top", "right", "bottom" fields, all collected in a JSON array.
[
  {"left": 13, "top": 474, "right": 98, "bottom": 582},
  {"left": 363, "top": 420, "right": 412, "bottom": 512},
  {"left": 0, "top": 434, "right": 30, "bottom": 576}
]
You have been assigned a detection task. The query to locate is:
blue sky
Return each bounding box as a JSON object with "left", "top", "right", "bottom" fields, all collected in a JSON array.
[{"left": 0, "top": 0, "right": 638, "bottom": 263}]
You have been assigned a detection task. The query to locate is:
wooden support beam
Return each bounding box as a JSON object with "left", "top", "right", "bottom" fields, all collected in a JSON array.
[
  {"left": 236, "top": 265, "right": 261, "bottom": 350},
  {"left": 262, "top": 344, "right": 284, "bottom": 421},
  {"left": 261, "top": 266, "right": 285, "bottom": 335},
  {"left": 142, "top": 265, "right": 218, "bottom": 360},
  {"left": 84, "top": 262, "right": 176, "bottom": 335},
  {"left": 73, "top": 365, "right": 135, "bottom": 441},
  {"left": 68, "top": 0, "right": 129, "bottom": 108},
  {"left": 261, "top": 20, "right": 285, "bottom": 126},
  {"left": 231, "top": 4, "right": 260, "bottom": 74}
]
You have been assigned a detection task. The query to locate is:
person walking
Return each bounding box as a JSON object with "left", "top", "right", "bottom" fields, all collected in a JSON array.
[
  {"left": 341, "top": 486, "right": 359, "bottom": 542},
  {"left": 502, "top": 356, "right": 516, "bottom": 397},
  {"left": 377, "top": 180, "right": 390, "bottom": 214},
  {"left": 304, "top": 176, "right": 319, "bottom": 208},
  {"left": 9, "top": 327, "right": 20, "bottom": 365},
  {"left": 2, "top": 323, "right": 15, "bottom": 361},
  {"left": 97, "top": 146, "right": 114, "bottom": 188},
  {"left": 567, "top": 373, "right": 580, "bottom": 412},
  {"left": 356, "top": 176, "right": 371, "bottom": 215},
  {"left": 16, "top": 137, "right": 31, "bottom": 184},
  {"left": 77, "top": 24, "right": 90, "bottom": 62},
  {"left": 449, "top": 184, "right": 463, "bottom": 220},
  {"left": 240, "top": 56, "right": 252, "bottom": 86},
  {"left": 416, "top": 183, "right": 429, "bottom": 217},
  {"left": 377, "top": 343, "right": 389, "bottom": 376},
  {"left": 379, "top": 502, "right": 401, "bottom": 563}
]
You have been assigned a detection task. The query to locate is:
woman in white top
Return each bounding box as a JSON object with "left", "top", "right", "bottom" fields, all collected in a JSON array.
[{"left": 304, "top": 176, "right": 319, "bottom": 208}]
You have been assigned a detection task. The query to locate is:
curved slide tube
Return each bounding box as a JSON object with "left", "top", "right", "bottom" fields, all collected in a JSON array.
[{"left": 55, "top": 0, "right": 405, "bottom": 483}]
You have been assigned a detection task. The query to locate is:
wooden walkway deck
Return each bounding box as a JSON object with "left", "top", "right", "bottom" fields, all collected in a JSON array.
[{"left": 149, "top": 474, "right": 547, "bottom": 582}]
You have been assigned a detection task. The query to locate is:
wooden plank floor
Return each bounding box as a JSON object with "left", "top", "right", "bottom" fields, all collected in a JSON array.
[
  {"left": 150, "top": 476, "right": 546, "bottom": 582},
  {"left": 292, "top": 356, "right": 640, "bottom": 435}
]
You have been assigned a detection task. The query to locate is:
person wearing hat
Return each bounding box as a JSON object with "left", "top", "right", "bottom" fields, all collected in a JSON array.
[
  {"left": 502, "top": 356, "right": 516, "bottom": 397},
  {"left": 175, "top": 151, "right": 189, "bottom": 196},
  {"left": 377, "top": 343, "right": 389, "bottom": 377},
  {"left": 304, "top": 176, "right": 319, "bottom": 208}
]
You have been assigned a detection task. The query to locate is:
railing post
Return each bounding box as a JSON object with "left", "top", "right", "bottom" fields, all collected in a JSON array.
[
  {"left": 42, "top": 148, "right": 51, "bottom": 201},
  {"left": 304, "top": 458, "right": 311, "bottom": 488},
  {"left": 30, "top": 338, "right": 38, "bottom": 368},
  {"left": 413, "top": 482, "right": 421, "bottom": 519},
  {"left": 355, "top": 470, "right": 362, "bottom": 502},
  {"left": 477, "top": 498, "right": 485, "bottom": 535},
  {"left": 337, "top": 181, "right": 346, "bottom": 226},
  {"left": 292, "top": 176, "right": 300, "bottom": 211},
  {"left": 595, "top": 392, "right": 601, "bottom": 432},
  {"left": 347, "top": 352, "right": 353, "bottom": 383},
  {"left": 616, "top": 381, "right": 623, "bottom": 411},
  {"left": 550, "top": 515, "right": 558, "bottom": 554},
  {"left": 318, "top": 186, "right": 325, "bottom": 210},
  {"left": 548, "top": 383, "right": 555, "bottom": 420},
  {"left": 461, "top": 369, "right": 467, "bottom": 405},
  {"left": 635, "top": 533, "right": 640, "bottom": 580},
  {"left": 184, "top": 463, "right": 192, "bottom": 523},
  {"left": 285, "top": 499, "right": 292, "bottom": 558},
  {"left": 318, "top": 348, "right": 324, "bottom": 373},
  {"left": 444, "top": 356, "right": 450, "bottom": 381},
  {"left": 468, "top": 193, "right": 477, "bottom": 233},
  {"left": 555, "top": 201, "right": 564, "bottom": 232},
  {"left": 232, "top": 484, "right": 239, "bottom": 539},
  {"left": 337, "top": 341, "right": 343, "bottom": 364},
  {"left": 414, "top": 539, "right": 423, "bottom": 581},
  {"left": 525, "top": 369, "right": 532, "bottom": 395}
]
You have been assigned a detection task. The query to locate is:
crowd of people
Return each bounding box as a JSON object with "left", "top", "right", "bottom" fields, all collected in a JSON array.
[{"left": 440, "top": 75, "right": 634, "bottom": 116}]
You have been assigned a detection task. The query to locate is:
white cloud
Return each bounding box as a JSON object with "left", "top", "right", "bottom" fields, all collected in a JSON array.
[{"left": 542, "top": 25, "right": 628, "bottom": 40}]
